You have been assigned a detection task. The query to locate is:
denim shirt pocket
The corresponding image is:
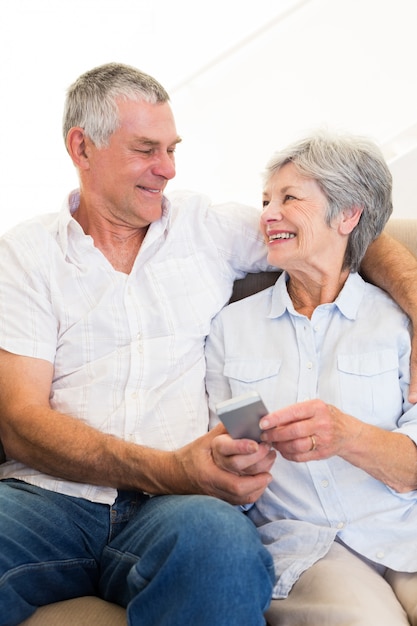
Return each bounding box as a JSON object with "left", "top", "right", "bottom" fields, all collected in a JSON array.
[
  {"left": 223, "top": 358, "right": 282, "bottom": 399},
  {"left": 337, "top": 349, "right": 401, "bottom": 424}
]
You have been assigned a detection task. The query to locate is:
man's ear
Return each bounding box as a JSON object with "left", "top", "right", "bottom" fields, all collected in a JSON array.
[
  {"left": 339, "top": 205, "right": 363, "bottom": 235},
  {"left": 65, "top": 127, "right": 90, "bottom": 170}
]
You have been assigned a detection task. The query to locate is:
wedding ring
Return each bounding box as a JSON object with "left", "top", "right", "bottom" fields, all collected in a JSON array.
[{"left": 309, "top": 435, "right": 316, "bottom": 452}]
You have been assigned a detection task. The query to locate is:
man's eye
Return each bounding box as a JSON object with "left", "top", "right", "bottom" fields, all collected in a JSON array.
[{"left": 262, "top": 200, "right": 269, "bottom": 208}]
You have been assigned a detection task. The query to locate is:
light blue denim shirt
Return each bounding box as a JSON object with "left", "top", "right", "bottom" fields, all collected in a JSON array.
[{"left": 205, "top": 271, "right": 417, "bottom": 599}]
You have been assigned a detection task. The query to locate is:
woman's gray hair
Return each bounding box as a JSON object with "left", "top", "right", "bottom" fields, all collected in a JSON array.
[
  {"left": 63, "top": 62, "right": 170, "bottom": 149},
  {"left": 263, "top": 130, "right": 393, "bottom": 272}
]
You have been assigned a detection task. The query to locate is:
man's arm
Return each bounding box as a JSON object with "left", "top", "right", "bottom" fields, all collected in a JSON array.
[
  {"left": 361, "top": 231, "right": 417, "bottom": 402},
  {"left": 0, "top": 350, "right": 272, "bottom": 504}
]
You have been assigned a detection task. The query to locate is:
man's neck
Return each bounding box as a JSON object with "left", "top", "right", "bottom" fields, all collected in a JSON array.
[{"left": 73, "top": 207, "right": 149, "bottom": 274}]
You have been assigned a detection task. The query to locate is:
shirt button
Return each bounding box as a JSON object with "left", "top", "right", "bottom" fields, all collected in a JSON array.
[
  {"left": 336, "top": 522, "right": 344, "bottom": 529},
  {"left": 131, "top": 392, "right": 138, "bottom": 399},
  {"left": 136, "top": 333, "right": 143, "bottom": 353},
  {"left": 321, "top": 479, "right": 329, "bottom": 488},
  {"left": 376, "top": 551, "right": 385, "bottom": 560},
  {"left": 306, "top": 361, "right": 313, "bottom": 369}
]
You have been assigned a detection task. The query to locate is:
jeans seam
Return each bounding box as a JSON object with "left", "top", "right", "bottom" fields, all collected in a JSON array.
[
  {"left": 0, "top": 557, "right": 97, "bottom": 588},
  {"left": 103, "top": 545, "right": 139, "bottom": 565}
]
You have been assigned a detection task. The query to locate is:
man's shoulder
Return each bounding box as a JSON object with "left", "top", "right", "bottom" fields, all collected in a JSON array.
[
  {"left": 165, "top": 189, "right": 211, "bottom": 211},
  {"left": 0, "top": 212, "right": 61, "bottom": 256},
  {"left": 165, "top": 189, "right": 259, "bottom": 218},
  {"left": 2, "top": 212, "right": 60, "bottom": 237}
]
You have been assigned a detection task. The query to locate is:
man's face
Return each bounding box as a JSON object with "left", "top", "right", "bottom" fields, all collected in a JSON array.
[{"left": 82, "top": 98, "right": 181, "bottom": 230}]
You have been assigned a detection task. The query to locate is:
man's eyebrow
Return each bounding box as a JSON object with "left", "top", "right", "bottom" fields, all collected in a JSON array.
[{"left": 134, "top": 136, "right": 183, "bottom": 146}]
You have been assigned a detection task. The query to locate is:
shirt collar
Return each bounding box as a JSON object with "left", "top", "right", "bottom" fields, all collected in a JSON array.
[
  {"left": 55, "top": 189, "right": 83, "bottom": 256},
  {"left": 57, "top": 189, "right": 172, "bottom": 256},
  {"left": 268, "top": 271, "right": 366, "bottom": 320}
]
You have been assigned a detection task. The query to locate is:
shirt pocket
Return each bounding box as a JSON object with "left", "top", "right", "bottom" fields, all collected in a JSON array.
[
  {"left": 223, "top": 358, "right": 282, "bottom": 399},
  {"left": 337, "top": 349, "right": 402, "bottom": 425}
]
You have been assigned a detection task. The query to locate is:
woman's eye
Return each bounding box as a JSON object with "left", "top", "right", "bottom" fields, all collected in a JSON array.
[
  {"left": 262, "top": 200, "right": 269, "bottom": 208},
  {"left": 284, "top": 194, "right": 296, "bottom": 202}
]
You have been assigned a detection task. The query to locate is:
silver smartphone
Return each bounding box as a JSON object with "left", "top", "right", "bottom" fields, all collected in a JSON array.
[{"left": 215, "top": 391, "right": 267, "bottom": 442}]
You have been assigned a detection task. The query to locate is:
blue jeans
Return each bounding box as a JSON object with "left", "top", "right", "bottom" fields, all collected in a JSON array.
[{"left": 0, "top": 479, "right": 274, "bottom": 625}]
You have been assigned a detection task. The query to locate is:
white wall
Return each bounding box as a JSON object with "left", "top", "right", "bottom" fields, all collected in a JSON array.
[
  {"left": 382, "top": 123, "right": 417, "bottom": 219},
  {"left": 170, "top": 0, "right": 417, "bottom": 213},
  {"left": 0, "top": 0, "right": 416, "bottom": 235}
]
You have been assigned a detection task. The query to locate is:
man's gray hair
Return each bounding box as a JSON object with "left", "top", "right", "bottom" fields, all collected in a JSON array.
[
  {"left": 263, "top": 130, "right": 393, "bottom": 272},
  {"left": 63, "top": 62, "right": 170, "bottom": 149}
]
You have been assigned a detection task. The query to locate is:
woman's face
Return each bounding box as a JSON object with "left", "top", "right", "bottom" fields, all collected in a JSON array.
[{"left": 260, "top": 162, "right": 344, "bottom": 273}]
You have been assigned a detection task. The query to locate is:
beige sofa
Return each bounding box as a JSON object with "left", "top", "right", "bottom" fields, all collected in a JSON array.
[{"left": 0, "top": 217, "right": 415, "bottom": 625}]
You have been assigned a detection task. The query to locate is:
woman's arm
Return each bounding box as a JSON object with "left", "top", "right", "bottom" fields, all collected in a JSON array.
[{"left": 361, "top": 232, "right": 417, "bottom": 402}]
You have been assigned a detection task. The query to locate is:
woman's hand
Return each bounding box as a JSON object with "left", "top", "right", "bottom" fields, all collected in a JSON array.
[
  {"left": 259, "top": 399, "right": 357, "bottom": 462},
  {"left": 259, "top": 399, "right": 417, "bottom": 492}
]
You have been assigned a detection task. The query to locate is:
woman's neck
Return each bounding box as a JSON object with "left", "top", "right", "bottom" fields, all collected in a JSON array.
[{"left": 287, "top": 269, "right": 350, "bottom": 318}]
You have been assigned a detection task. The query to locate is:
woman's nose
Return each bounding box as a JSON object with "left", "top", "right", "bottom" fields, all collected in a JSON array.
[{"left": 261, "top": 202, "right": 283, "bottom": 223}]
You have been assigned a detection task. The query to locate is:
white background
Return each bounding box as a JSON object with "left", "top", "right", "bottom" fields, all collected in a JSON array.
[{"left": 1, "top": 0, "right": 416, "bottom": 234}]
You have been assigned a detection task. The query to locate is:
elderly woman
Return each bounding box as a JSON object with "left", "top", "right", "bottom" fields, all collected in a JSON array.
[{"left": 205, "top": 131, "right": 417, "bottom": 625}]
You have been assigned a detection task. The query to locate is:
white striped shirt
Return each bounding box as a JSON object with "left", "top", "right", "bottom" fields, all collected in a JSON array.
[{"left": 0, "top": 189, "right": 267, "bottom": 504}]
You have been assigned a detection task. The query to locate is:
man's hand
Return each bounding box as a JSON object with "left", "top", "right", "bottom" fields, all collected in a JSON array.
[
  {"left": 171, "top": 424, "right": 275, "bottom": 506},
  {"left": 211, "top": 426, "right": 276, "bottom": 476}
]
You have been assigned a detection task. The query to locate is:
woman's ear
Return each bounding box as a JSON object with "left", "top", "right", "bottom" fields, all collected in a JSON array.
[
  {"left": 65, "top": 127, "right": 90, "bottom": 170},
  {"left": 339, "top": 205, "right": 363, "bottom": 235}
]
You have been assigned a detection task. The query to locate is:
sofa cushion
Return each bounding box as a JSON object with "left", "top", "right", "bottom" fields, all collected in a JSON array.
[{"left": 19, "top": 597, "right": 126, "bottom": 625}]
